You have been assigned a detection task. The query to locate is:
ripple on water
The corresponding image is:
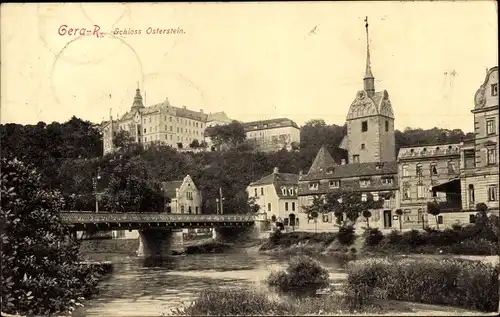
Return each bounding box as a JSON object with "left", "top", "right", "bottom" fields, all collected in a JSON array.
[{"left": 77, "top": 253, "right": 348, "bottom": 317}]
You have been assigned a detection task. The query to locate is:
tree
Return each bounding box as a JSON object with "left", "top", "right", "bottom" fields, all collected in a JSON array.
[
  {"left": 325, "top": 191, "right": 385, "bottom": 225},
  {"left": 427, "top": 201, "right": 441, "bottom": 230},
  {"left": 206, "top": 121, "right": 246, "bottom": 147},
  {"left": 302, "top": 195, "right": 326, "bottom": 222},
  {"left": 247, "top": 196, "right": 260, "bottom": 214},
  {"left": 271, "top": 214, "right": 277, "bottom": 223},
  {"left": 113, "top": 129, "right": 135, "bottom": 148},
  {"left": 190, "top": 139, "right": 201, "bottom": 148},
  {"left": 362, "top": 210, "right": 372, "bottom": 228},
  {"left": 395, "top": 209, "right": 403, "bottom": 231},
  {"left": 1, "top": 158, "right": 100, "bottom": 316}
]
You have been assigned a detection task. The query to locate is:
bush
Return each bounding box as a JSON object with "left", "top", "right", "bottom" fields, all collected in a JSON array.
[
  {"left": 1, "top": 158, "right": 101, "bottom": 316},
  {"left": 364, "top": 228, "right": 384, "bottom": 247},
  {"left": 172, "top": 288, "right": 290, "bottom": 316},
  {"left": 260, "top": 231, "right": 337, "bottom": 251},
  {"left": 338, "top": 225, "right": 356, "bottom": 246},
  {"left": 346, "top": 257, "right": 499, "bottom": 312},
  {"left": 267, "top": 256, "right": 330, "bottom": 294}
]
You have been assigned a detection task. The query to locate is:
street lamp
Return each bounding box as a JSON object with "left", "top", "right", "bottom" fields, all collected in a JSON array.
[{"left": 92, "top": 167, "right": 101, "bottom": 213}]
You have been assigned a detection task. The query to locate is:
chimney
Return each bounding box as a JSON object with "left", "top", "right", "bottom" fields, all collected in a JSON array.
[
  {"left": 183, "top": 106, "right": 187, "bottom": 109},
  {"left": 200, "top": 109, "right": 204, "bottom": 113},
  {"left": 273, "top": 167, "right": 279, "bottom": 174},
  {"left": 341, "top": 159, "right": 346, "bottom": 165},
  {"left": 175, "top": 188, "right": 179, "bottom": 198}
]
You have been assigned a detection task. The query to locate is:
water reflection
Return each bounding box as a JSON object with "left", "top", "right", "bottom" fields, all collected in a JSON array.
[{"left": 76, "top": 252, "right": 348, "bottom": 317}]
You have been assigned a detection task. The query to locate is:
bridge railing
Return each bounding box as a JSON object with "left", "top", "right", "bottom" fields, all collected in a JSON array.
[{"left": 60, "top": 212, "right": 256, "bottom": 224}]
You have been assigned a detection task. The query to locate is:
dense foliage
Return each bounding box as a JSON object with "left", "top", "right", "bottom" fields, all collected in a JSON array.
[
  {"left": 346, "top": 257, "right": 499, "bottom": 312},
  {"left": 0, "top": 117, "right": 474, "bottom": 214},
  {"left": 364, "top": 214, "right": 500, "bottom": 255},
  {"left": 0, "top": 158, "right": 103, "bottom": 316},
  {"left": 267, "top": 256, "right": 330, "bottom": 295}
]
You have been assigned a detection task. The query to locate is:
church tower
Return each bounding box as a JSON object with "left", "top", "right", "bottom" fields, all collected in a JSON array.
[
  {"left": 131, "top": 83, "right": 145, "bottom": 111},
  {"left": 344, "top": 17, "right": 396, "bottom": 164}
]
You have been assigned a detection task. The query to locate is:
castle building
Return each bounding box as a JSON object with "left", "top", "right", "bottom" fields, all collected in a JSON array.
[
  {"left": 102, "top": 88, "right": 232, "bottom": 154},
  {"left": 458, "top": 67, "right": 499, "bottom": 215},
  {"left": 297, "top": 18, "right": 399, "bottom": 232},
  {"left": 397, "top": 143, "right": 462, "bottom": 229},
  {"left": 242, "top": 118, "right": 300, "bottom": 152}
]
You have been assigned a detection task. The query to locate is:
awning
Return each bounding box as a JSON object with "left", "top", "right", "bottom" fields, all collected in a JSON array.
[{"left": 432, "top": 178, "right": 461, "bottom": 193}]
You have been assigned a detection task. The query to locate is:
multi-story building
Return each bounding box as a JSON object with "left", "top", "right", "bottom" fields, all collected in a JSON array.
[
  {"left": 397, "top": 144, "right": 462, "bottom": 229},
  {"left": 102, "top": 88, "right": 227, "bottom": 155},
  {"left": 459, "top": 66, "right": 499, "bottom": 215},
  {"left": 297, "top": 19, "right": 399, "bottom": 232},
  {"left": 247, "top": 167, "right": 299, "bottom": 226},
  {"left": 243, "top": 118, "right": 300, "bottom": 152},
  {"left": 163, "top": 175, "right": 203, "bottom": 214}
]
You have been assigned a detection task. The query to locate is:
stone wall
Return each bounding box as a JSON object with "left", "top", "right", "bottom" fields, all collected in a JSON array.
[{"left": 79, "top": 238, "right": 139, "bottom": 255}]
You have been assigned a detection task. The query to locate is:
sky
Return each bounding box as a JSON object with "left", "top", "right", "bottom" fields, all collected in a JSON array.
[{"left": 1, "top": 1, "right": 498, "bottom": 133}]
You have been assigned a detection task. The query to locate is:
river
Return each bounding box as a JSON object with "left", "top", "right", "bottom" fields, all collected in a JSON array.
[{"left": 74, "top": 251, "right": 349, "bottom": 317}]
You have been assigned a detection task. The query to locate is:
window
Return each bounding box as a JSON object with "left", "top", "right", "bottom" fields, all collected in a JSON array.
[
  {"left": 261, "top": 188, "right": 264, "bottom": 195},
  {"left": 288, "top": 188, "right": 294, "bottom": 195},
  {"left": 402, "top": 165, "right": 409, "bottom": 177},
  {"left": 486, "top": 119, "right": 496, "bottom": 135},
  {"left": 292, "top": 202, "right": 296, "bottom": 211},
  {"left": 487, "top": 148, "right": 497, "bottom": 165},
  {"left": 417, "top": 184, "right": 425, "bottom": 198},
  {"left": 361, "top": 143, "right": 365, "bottom": 150},
  {"left": 417, "top": 208, "right": 424, "bottom": 223},
  {"left": 169, "top": 116, "right": 172, "bottom": 122},
  {"left": 170, "top": 126, "right": 173, "bottom": 132},
  {"left": 360, "top": 179, "right": 370, "bottom": 187},
  {"left": 361, "top": 193, "right": 367, "bottom": 201},
  {"left": 437, "top": 215, "right": 443, "bottom": 225},
  {"left": 285, "top": 202, "right": 289, "bottom": 211},
  {"left": 267, "top": 203, "right": 271, "bottom": 212},
  {"left": 468, "top": 184, "right": 475, "bottom": 204},
  {"left": 416, "top": 164, "right": 423, "bottom": 176},
  {"left": 177, "top": 127, "right": 179, "bottom": 133},
  {"left": 469, "top": 214, "right": 476, "bottom": 223},
  {"left": 180, "top": 205, "right": 185, "bottom": 213},
  {"left": 382, "top": 177, "right": 393, "bottom": 185},
  {"left": 361, "top": 121, "right": 368, "bottom": 132},
  {"left": 254, "top": 188, "right": 257, "bottom": 197},
  {"left": 326, "top": 167, "right": 334, "bottom": 174},
  {"left": 448, "top": 161, "right": 456, "bottom": 174},
  {"left": 373, "top": 192, "right": 379, "bottom": 201},
  {"left": 149, "top": 118, "right": 152, "bottom": 123},
  {"left": 329, "top": 180, "right": 340, "bottom": 188},
  {"left": 352, "top": 155, "right": 360, "bottom": 163},
  {"left": 491, "top": 83, "right": 498, "bottom": 96},
  {"left": 322, "top": 213, "right": 330, "bottom": 223},
  {"left": 309, "top": 182, "right": 319, "bottom": 190},
  {"left": 144, "top": 128, "right": 147, "bottom": 133},
  {"left": 186, "top": 192, "right": 193, "bottom": 200},
  {"left": 430, "top": 163, "right": 438, "bottom": 176},
  {"left": 403, "top": 209, "right": 412, "bottom": 222},
  {"left": 385, "top": 120, "right": 389, "bottom": 132},
  {"left": 488, "top": 185, "right": 498, "bottom": 201},
  {"left": 282, "top": 187, "right": 287, "bottom": 196}
]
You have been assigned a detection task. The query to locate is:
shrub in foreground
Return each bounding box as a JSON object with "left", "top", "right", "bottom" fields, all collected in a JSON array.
[
  {"left": 337, "top": 225, "right": 356, "bottom": 246},
  {"left": 346, "top": 257, "right": 499, "bottom": 312},
  {"left": 1, "top": 158, "right": 101, "bottom": 316},
  {"left": 364, "top": 228, "right": 384, "bottom": 247},
  {"left": 267, "top": 255, "right": 330, "bottom": 294},
  {"left": 171, "top": 288, "right": 290, "bottom": 316},
  {"left": 260, "top": 231, "right": 337, "bottom": 251}
]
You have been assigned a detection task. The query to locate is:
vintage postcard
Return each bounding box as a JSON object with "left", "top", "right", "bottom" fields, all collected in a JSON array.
[{"left": 1, "top": 1, "right": 499, "bottom": 317}]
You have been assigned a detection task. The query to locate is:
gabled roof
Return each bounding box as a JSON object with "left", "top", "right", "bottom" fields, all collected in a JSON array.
[
  {"left": 307, "top": 145, "right": 338, "bottom": 176},
  {"left": 250, "top": 172, "right": 299, "bottom": 186},
  {"left": 162, "top": 181, "right": 183, "bottom": 199},
  {"left": 242, "top": 118, "right": 299, "bottom": 131}
]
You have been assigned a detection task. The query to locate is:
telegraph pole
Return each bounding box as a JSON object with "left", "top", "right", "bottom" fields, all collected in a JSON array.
[{"left": 93, "top": 167, "right": 101, "bottom": 213}]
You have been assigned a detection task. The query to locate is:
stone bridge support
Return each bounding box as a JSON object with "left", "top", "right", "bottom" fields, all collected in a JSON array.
[
  {"left": 212, "top": 219, "right": 268, "bottom": 242},
  {"left": 137, "top": 228, "right": 174, "bottom": 257}
]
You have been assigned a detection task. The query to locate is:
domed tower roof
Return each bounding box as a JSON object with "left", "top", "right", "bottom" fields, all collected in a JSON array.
[{"left": 131, "top": 87, "right": 145, "bottom": 111}]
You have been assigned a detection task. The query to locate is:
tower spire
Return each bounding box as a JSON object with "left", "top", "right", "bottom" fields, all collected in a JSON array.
[
  {"left": 363, "top": 16, "right": 375, "bottom": 97},
  {"left": 131, "top": 83, "right": 145, "bottom": 111}
]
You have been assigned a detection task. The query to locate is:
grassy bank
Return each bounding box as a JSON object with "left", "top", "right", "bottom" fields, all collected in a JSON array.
[{"left": 346, "top": 257, "right": 499, "bottom": 312}]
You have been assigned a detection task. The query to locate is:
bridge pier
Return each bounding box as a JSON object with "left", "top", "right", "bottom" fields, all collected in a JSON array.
[{"left": 137, "top": 228, "right": 173, "bottom": 257}]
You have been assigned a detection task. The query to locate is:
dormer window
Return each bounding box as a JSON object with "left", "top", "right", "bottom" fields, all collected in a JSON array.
[
  {"left": 360, "top": 179, "right": 371, "bottom": 187},
  {"left": 329, "top": 180, "right": 341, "bottom": 189},
  {"left": 375, "top": 164, "right": 382, "bottom": 170},
  {"left": 309, "top": 182, "right": 319, "bottom": 190},
  {"left": 281, "top": 187, "right": 287, "bottom": 196},
  {"left": 361, "top": 193, "right": 367, "bottom": 201},
  {"left": 288, "top": 188, "right": 294, "bottom": 195},
  {"left": 491, "top": 83, "right": 498, "bottom": 96},
  {"left": 382, "top": 177, "right": 393, "bottom": 185},
  {"left": 326, "top": 167, "right": 334, "bottom": 174}
]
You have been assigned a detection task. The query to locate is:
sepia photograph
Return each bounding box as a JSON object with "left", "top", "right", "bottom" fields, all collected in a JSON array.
[{"left": 1, "top": 1, "right": 499, "bottom": 316}]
